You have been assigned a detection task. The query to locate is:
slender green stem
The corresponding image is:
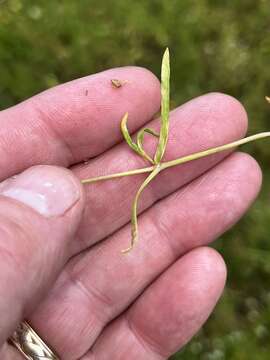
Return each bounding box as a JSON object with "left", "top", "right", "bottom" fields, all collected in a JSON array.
[
  {"left": 81, "top": 165, "right": 154, "bottom": 184},
  {"left": 81, "top": 132, "right": 270, "bottom": 185},
  {"left": 161, "top": 132, "right": 270, "bottom": 170}
]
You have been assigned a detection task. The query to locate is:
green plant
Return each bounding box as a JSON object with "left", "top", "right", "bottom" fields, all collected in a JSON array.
[{"left": 81, "top": 48, "right": 270, "bottom": 253}]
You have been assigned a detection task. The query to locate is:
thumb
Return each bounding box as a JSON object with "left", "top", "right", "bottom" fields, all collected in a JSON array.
[{"left": 0, "top": 165, "right": 85, "bottom": 345}]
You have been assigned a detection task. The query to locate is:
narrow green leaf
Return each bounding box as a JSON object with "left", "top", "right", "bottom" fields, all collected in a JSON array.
[
  {"left": 154, "top": 47, "right": 170, "bottom": 163},
  {"left": 122, "top": 165, "right": 161, "bottom": 253},
  {"left": 137, "top": 128, "right": 159, "bottom": 164},
  {"left": 120, "top": 112, "right": 140, "bottom": 153}
]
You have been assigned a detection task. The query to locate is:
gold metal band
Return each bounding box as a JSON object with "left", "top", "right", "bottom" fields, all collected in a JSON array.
[{"left": 9, "top": 321, "right": 59, "bottom": 360}]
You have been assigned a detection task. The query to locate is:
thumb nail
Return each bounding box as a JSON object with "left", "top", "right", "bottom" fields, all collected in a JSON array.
[{"left": 0, "top": 166, "right": 80, "bottom": 217}]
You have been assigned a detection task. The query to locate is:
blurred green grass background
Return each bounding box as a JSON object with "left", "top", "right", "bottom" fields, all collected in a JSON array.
[{"left": 1, "top": 1, "right": 270, "bottom": 359}]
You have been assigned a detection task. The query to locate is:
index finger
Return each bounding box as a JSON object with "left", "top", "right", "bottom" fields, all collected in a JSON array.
[{"left": 0, "top": 67, "right": 160, "bottom": 180}]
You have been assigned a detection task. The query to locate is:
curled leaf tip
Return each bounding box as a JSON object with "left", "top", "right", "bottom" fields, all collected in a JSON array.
[
  {"left": 121, "top": 247, "right": 133, "bottom": 254},
  {"left": 121, "top": 225, "right": 138, "bottom": 253},
  {"left": 120, "top": 112, "right": 129, "bottom": 133},
  {"left": 121, "top": 112, "right": 129, "bottom": 125},
  {"left": 121, "top": 236, "right": 138, "bottom": 254},
  {"left": 121, "top": 112, "right": 158, "bottom": 164},
  {"left": 121, "top": 112, "right": 141, "bottom": 154}
]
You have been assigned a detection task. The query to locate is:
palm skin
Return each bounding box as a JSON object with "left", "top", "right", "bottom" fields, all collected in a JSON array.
[{"left": 0, "top": 66, "right": 261, "bottom": 359}]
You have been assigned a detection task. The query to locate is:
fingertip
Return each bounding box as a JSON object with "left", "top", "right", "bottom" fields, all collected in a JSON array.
[
  {"left": 190, "top": 246, "right": 227, "bottom": 296},
  {"left": 230, "top": 151, "right": 263, "bottom": 191},
  {"left": 203, "top": 92, "right": 248, "bottom": 134},
  {"left": 185, "top": 92, "right": 248, "bottom": 139},
  {"left": 45, "top": 164, "right": 86, "bottom": 215},
  {"left": 0, "top": 165, "right": 85, "bottom": 219},
  {"left": 217, "top": 152, "right": 262, "bottom": 213},
  {"left": 223, "top": 93, "right": 248, "bottom": 135},
  {"left": 37, "top": 165, "right": 86, "bottom": 222}
]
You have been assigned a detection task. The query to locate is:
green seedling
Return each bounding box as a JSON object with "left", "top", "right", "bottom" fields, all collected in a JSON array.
[{"left": 82, "top": 48, "right": 270, "bottom": 253}]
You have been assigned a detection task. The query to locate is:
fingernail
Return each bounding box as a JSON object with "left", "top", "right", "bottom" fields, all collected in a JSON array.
[{"left": 0, "top": 166, "right": 80, "bottom": 217}]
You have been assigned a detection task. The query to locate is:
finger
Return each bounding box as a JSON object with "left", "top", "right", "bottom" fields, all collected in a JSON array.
[
  {"left": 0, "top": 165, "right": 84, "bottom": 346},
  {"left": 28, "top": 152, "right": 261, "bottom": 359},
  {"left": 72, "top": 92, "right": 248, "bottom": 251},
  {"left": 0, "top": 67, "right": 160, "bottom": 179},
  {"left": 0, "top": 343, "right": 24, "bottom": 359},
  {"left": 85, "top": 247, "right": 226, "bottom": 360}
]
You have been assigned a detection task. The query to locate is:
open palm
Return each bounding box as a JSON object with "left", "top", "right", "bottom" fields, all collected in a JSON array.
[{"left": 0, "top": 66, "right": 261, "bottom": 359}]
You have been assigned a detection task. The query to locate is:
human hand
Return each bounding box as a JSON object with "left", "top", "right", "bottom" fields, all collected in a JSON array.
[{"left": 0, "top": 67, "right": 261, "bottom": 359}]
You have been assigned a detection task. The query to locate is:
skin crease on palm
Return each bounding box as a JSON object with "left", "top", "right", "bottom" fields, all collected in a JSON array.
[{"left": 0, "top": 65, "right": 263, "bottom": 360}]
